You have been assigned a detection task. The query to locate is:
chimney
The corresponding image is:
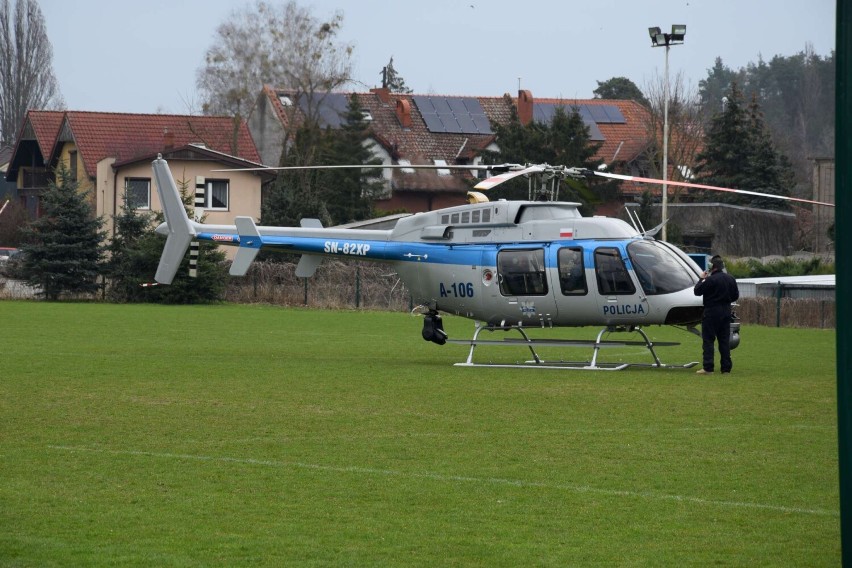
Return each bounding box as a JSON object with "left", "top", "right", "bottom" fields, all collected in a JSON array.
[
  {"left": 163, "top": 129, "right": 174, "bottom": 150},
  {"left": 371, "top": 87, "right": 391, "bottom": 104},
  {"left": 517, "top": 89, "right": 533, "bottom": 126},
  {"left": 396, "top": 99, "right": 411, "bottom": 128}
]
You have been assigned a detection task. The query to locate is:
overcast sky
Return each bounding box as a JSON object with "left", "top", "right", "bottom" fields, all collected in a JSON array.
[{"left": 38, "top": 0, "right": 836, "bottom": 115}]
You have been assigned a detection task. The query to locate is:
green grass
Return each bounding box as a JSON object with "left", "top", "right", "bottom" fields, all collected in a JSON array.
[{"left": 0, "top": 301, "right": 839, "bottom": 566}]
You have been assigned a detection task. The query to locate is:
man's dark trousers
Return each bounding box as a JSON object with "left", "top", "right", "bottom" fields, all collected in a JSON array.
[{"left": 702, "top": 305, "right": 733, "bottom": 373}]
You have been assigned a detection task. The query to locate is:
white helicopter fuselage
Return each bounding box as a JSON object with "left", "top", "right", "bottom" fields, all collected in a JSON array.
[
  {"left": 183, "top": 199, "right": 705, "bottom": 329},
  {"left": 150, "top": 157, "right": 716, "bottom": 368}
]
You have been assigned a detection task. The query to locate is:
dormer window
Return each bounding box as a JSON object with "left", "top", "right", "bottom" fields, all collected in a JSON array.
[
  {"left": 398, "top": 159, "right": 415, "bottom": 173},
  {"left": 434, "top": 159, "right": 451, "bottom": 176},
  {"left": 361, "top": 110, "right": 373, "bottom": 122}
]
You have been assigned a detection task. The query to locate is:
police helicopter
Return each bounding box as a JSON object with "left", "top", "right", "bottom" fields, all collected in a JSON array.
[{"left": 151, "top": 156, "right": 833, "bottom": 370}]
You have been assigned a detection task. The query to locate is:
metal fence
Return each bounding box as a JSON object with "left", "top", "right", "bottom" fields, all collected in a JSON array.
[{"left": 0, "top": 264, "right": 837, "bottom": 329}]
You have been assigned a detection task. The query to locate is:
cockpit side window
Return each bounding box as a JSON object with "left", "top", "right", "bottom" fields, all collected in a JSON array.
[
  {"left": 627, "top": 240, "right": 697, "bottom": 295},
  {"left": 497, "top": 249, "right": 548, "bottom": 296},
  {"left": 595, "top": 247, "right": 635, "bottom": 295},
  {"left": 558, "top": 247, "right": 587, "bottom": 295}
]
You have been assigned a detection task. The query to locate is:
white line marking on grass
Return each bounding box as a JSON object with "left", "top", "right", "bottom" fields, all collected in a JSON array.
[{"left": 49, "top": 445, "right": 837, "bottom": 517}]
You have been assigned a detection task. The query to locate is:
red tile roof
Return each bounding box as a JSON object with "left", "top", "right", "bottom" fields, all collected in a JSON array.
[
  {"left": 26, "top": 111, "right": 65, "bottom": 159},
  {"left": 261, "top": 87, "right": 652, "bottom": 197},
  {"left": 57, "top": 111, "right": 260, "bottom": 177}
]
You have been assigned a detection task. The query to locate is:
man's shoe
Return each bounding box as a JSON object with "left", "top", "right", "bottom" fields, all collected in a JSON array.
[{"left": 696, "top": 369, "right": 714, "bottom": 375}]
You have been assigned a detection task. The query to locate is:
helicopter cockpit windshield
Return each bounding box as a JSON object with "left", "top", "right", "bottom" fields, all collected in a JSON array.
[{"left": 627, "top": 240, "right": 698, "bottom": 295}]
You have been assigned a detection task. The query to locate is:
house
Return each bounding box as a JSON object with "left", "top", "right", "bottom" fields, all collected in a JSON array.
[
  {"left": 249, "top": 86, "right": 655, "bottom": 214},
  {"left": 0, "top": 145, "right": 17, "bottom": 199},
  {"left": 4, "top": 111, "right": 273, "bottom": 240}
]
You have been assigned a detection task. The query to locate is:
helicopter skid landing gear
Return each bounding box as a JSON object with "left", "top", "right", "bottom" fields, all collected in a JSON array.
[{"left": 449, "top": 323, "right": 699, "bottom": 371}]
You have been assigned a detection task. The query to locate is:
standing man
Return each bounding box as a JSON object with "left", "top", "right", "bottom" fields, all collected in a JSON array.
[{"left": 694, "top": 255, "right": 740, "bottom": 375}]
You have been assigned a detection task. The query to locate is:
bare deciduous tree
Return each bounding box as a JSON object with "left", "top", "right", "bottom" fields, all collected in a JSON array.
[
  {"left": 641, "top": 71, "right": 704, "bottom": 202},
  {"left": 196, "top": 0, "right": 353, "bottom": 127},
  {"left": 0, "top": 0, "right": 63, "bottom": 146}
]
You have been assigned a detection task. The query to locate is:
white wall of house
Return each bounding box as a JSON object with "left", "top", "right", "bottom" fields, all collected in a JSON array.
[{"left": 99, "top": 158, "right": 263, "bottom": 260}]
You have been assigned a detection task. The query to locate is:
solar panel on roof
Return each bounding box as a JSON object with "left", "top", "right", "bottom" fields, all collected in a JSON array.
[
  {"left": 438, "top": 114, "right": 462, "bottom": 133},
  {"left": 421, "top": 113, "right": 446, "bottom": 132},
  {"left": 414, "top": 96, "right": 435, "bottom": 114},
  {"left": 601, "top": 105, "right": 625, "bottom": 123},
  {"left": 432, "top": 98, "right": 452, "bottom": 114},
  {"left": 471, "top": 115, "right": 491, "bottom": 133},
  {"left": 447, "top": 98, "right": 468, "bottom": 114},
  {"left": 586, "top": 105, "right": 611, "bottom": 123},
  {"left": 456, "top": 115, "right": 477, "bottom": 132},
  {"left": 586, "top": 122, "right": 605, "bottom": 141},
  {"left": 412, "top": 96, "right": 493, "bottom": 135}
]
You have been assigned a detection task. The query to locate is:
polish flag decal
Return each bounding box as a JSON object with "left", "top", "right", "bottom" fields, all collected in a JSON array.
[{"left": 560, "top": 228, "right": 574, "bottom": 238}]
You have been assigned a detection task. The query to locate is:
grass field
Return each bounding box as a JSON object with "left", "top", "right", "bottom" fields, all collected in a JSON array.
[{"left": 0, "top": 301, "right": 839, "bottom": 566}]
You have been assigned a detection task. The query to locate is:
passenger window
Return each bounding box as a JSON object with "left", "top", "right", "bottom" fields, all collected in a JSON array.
[
  {"left": 558, "top": 247, "right": 587, "bottom": 295},
  {"left": 595, "top": 248, "right": 635, "bottom": 295},
  {"left": 497, "top": 249, "right": 548, "bottom": 296}
]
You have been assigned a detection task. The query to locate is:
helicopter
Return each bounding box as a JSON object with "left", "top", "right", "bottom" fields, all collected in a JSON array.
[{"left": 151, "top": 156, "right": 833, "bottom": 370}]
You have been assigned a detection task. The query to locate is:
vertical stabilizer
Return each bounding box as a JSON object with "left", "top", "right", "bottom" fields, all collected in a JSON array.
[{"left": 153, "top": 157, "right": 196, "bottom": 284}]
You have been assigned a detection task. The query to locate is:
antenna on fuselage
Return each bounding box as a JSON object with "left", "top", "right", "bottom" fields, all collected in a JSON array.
[{"left": 625, "top": 207, "right": 646, "bottom": 234}]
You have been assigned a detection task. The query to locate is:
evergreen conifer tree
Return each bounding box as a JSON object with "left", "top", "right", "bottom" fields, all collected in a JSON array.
[
  {"left": 694, "top": 82, "right": 793, "bottom": 210},
  {"left": 19, "top": 161, "right": 105, "bottom": 300},
  {"left": 106, "top": 180, "right": 228, "bottom": 304},
  {"left": 318, "top": 94, "right": 383, "bottom": 224},
  {"left": 263, "top": 95, "right": 383, "bottom": 227},
  {"left": 262, "top": 123, "right": 329, "bottom": 227},
  {"left": 486, "top": 102, "right": 611, "bottom": 211}
]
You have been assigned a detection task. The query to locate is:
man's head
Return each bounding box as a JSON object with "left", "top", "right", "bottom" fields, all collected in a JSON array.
[{"left": 710, "top": 255, "right": 724, "bottom": 272}]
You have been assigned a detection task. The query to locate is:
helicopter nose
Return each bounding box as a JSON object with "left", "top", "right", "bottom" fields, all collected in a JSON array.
[{"left": 665, "top": 304, "right": 704, "bottom": 325}]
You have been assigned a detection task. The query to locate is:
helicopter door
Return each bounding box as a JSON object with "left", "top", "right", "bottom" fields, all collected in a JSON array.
[
  {"left": 552, "top": 246, "right": 599, "bottom": 326},
  {"left": 496, "top": 247, "right": 558, "bottom": 324},
  {"left": 593, "top": 246, "right": 648, "bottom": 323}
]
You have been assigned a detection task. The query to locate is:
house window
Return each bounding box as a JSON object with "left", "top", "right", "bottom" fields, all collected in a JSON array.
[
  {"left": 433, "top": 159, "right": 451, "bottom": 176},
  {"left": 126, "top": 178, "right": 151, "bottom": 209},
  {"left": 69, "top": 151, "right": 78, "bottom": 180},
  {"left": 205, "top": 179, "right": 229, "bottom": 210}
]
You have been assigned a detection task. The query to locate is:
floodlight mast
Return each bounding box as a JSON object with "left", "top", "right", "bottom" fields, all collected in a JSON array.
[{"left": 648, "top": 24, "right": 686, "bottom": 242}]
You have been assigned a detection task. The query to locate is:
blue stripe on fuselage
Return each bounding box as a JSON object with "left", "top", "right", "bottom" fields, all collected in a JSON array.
[{"left": 195, "top": 232, "right": 487, "bottom": 265}]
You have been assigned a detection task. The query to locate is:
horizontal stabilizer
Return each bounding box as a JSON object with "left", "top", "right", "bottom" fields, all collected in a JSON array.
[
  {"left": 300, "top": 218, "right": 323, "bottom": 228},
  {"left": 296, "top": 254, "right": 323, "bottom": 278},
  {"left": 230, "top": 216, "right": 262, "bottom": 276}
]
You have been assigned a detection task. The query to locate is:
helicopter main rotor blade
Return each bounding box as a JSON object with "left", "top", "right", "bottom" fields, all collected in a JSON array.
[
  {"left": 212, "top": 163, "right": 520, "bottom": 173},
  {"left": 594, "top": 171, "right": 835, "bottom": 208},
  {"left": 473, "top": 164, "right": 546, "bottom": 191}
]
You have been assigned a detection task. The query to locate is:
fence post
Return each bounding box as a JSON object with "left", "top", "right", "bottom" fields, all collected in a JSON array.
[
  {"left": 776, "top": 281, "right": 782, "bottom": 327},
  {"left": 355, "top": 265, "right": 361, "bottom": 308}
]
